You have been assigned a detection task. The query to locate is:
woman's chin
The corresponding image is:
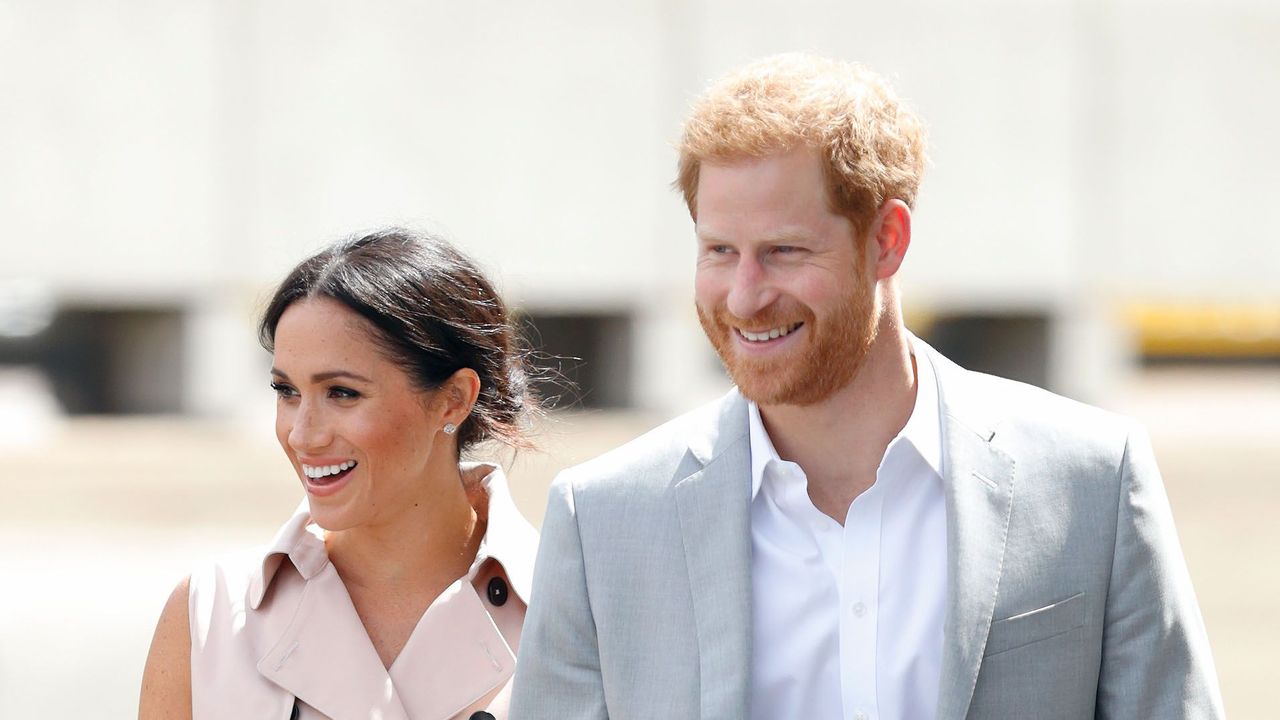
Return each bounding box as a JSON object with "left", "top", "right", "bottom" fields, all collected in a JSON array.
[{"left": 304, "top": 495, "right": 359, "bottom": 533}]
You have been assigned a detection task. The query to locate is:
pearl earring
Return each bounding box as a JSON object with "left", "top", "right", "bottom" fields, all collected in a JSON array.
[{"left": 443, "top": 422, "right": 457, "bottom": 435}]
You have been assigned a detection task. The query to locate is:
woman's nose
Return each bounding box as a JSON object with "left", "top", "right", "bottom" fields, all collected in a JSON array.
[{"left": 287, "top": 401, "right": 332, "bottom": 452}]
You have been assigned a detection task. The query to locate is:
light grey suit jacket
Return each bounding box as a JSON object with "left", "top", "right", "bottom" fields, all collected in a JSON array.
[{"left": 510, "top": 344, "right": 1223, "bottom": 719}]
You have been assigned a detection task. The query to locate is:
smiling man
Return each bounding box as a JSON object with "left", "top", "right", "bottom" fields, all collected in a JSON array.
[{"left": 510, "top": 54, "right": 1223, "bottom": 719}]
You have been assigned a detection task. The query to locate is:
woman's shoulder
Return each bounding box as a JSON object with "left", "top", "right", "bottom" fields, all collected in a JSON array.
[{"left": 188, "top": 501, "right": 316, "bottom": 631}]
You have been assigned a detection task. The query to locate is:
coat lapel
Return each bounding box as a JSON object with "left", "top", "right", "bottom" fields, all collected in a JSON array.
[
  {"left": 257, "top": 562, "right": 410, "bottom": 720},
  {"left": 389, "top": 580, "right": 515, "bottom": 719},
  {"left": 674, "top": 390, "right": 753, "bottom": 720},
  {"left": 924, "top": 347, "right": 1017, "bottom": 720}
]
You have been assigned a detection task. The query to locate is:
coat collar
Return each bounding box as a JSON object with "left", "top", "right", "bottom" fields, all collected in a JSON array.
[
  {"left": 255, "top": 566, "right": 515, "bottom": 720},
  {"left": 247, "top": 463, "right": 535, "bottom": 720},
  {"left": 466, "top": 463, "right": 538, "bottom": 605},
  {"left": 248, "top": 463, "right": 536, "bottom": 610}
]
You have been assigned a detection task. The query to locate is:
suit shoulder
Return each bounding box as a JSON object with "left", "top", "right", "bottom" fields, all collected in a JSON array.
[
  {"left": 978, "top": 371, "right": 1130, "bottom": 425},
  {"left": 961, "top": 370, "right": 1141, "bottom": 462},
  {"left": 554, "top": 394, "right": 727, "bottom": 496}
]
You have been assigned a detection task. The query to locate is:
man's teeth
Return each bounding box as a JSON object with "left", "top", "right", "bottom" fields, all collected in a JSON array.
[
  {"left": 302, "top": 460, "right": 357, "bottom": 479},
  {"left": 739, "top": 323, "right": 801, "bottom": 342}
]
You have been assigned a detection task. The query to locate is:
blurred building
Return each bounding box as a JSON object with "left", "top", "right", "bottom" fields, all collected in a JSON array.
[{"left": 3, "top": 0, "right": 1278, "bottom": 430}]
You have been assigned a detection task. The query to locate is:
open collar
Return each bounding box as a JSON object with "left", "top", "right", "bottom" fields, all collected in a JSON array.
[
  {"left": 247, "top": 463, "right": 534, "bottom": 719},
  {"left": 248, "top": 463, "right": 537, "bottom": 610},
  {"left": 746, "top": 333, "right": 945, "bottom": 501}
]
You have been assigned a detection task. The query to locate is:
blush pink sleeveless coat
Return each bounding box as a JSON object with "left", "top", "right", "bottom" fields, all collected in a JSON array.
[{"left": 187, "top": 465, "right": 537, "bottom": 720}]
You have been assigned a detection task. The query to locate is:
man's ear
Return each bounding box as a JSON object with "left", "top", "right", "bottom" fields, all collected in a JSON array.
[
  {"left": 869, "top": 199, "right": 912, "bottom": 280},
  {"left": 438, "top": 368, "right": 481, "bottom": 426}
]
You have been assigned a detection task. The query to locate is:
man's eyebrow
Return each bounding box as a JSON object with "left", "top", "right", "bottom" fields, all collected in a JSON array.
[
  {"left": 269, "top": 368, "right": 372, "bottom": 383},
  {"left": 761, "top": 230, "right": 814, "bottom": 244},
  {"left": 696, "top": 230, "right": 814, "bottom": 245}
]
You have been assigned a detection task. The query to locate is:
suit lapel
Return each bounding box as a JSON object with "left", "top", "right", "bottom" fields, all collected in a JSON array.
[
  {"left": 675, "top": 390, "right": 753, "bottom": 720},
  {"left": 257, "top": 563, "right": 410, "bottom": 720},
  {"left": 925, "top": 347, "right": 1017, "bottom": 720}
]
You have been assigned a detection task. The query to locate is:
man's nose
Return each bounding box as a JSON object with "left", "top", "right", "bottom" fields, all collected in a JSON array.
[
  {"left": 288, "top": 401, "right": 333, "bottom": 453},
  {"left": 725, "top": 255, "right": 778, "bottom": 319}
]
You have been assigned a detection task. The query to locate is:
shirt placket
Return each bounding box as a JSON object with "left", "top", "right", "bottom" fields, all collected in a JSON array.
[{"left": 837, "top": 481, "right": 884, "bottom": 720}]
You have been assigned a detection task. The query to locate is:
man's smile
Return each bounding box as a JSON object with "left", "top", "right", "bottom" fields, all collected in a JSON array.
[{"left": 735, "top": 321, "right": 804, "bottom": 343}]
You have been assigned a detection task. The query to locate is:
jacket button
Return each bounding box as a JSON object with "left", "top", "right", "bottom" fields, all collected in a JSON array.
[
  {"left": 290, "top": 699, "right": 301, "bottom": 720},
  {"left": 469, "top": 712, "right": 496, "bottom": 720},
  {"left": 486, "top": 576, "right": 508, "bottom": 607}
]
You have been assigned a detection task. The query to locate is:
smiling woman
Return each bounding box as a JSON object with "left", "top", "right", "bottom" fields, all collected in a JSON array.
[{"left": 138, "top": 228, "right": 541, "bottom": 720}]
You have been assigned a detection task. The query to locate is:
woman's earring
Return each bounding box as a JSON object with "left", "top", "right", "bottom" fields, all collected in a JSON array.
[{"left": 443, "top": 422, "right": 457, "bottom": 435}]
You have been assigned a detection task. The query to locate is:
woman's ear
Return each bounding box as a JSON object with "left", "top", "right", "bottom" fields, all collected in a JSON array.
[{"left": 438, "top": 368, "right": 481, "bottom": 427}]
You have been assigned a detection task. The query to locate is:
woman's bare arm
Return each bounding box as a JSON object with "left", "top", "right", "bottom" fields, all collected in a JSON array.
[{"left": 138, "top": 576, "right": 192, "bottom": 720}]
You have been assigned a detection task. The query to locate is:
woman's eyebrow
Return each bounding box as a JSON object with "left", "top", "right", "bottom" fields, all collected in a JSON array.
[
  {"left": 269, "top": 368, "right": 372, "bottom": 383},
  {"left": 311, "top": 370, "right": 372, "bottom": 383}
]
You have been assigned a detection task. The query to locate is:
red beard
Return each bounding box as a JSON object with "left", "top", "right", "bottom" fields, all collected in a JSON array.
[{"left": 697, "top": 273, "right": 878, "bottom": 407}]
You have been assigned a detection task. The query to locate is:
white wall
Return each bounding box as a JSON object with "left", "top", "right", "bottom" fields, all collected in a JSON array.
[{"left": 4, "top": 0, "right": 1277, "bottom": 415}]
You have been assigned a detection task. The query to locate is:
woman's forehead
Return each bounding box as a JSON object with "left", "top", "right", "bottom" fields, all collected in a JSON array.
[{"left": 273, "top": 299, "right": 394, "bottom": 375}]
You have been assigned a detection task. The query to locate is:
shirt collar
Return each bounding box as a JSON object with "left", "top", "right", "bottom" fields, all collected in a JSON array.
[
  {"left": 748, "top": 334, "right": 945, "bottom": 501},
  {"left": 249, "top": 463, "right": 538, "bottom": 610},
  {"left": 748, "top": 401, "right": 785, "bottom": 501}
]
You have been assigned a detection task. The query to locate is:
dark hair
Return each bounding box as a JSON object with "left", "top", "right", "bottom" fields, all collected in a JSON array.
[{"left": 259, "top": 227, "right": 537, "bottom": 452}]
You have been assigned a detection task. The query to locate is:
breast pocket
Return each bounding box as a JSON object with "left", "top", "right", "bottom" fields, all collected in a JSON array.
[{"left": 983, "top": 592, "right": 1086, "bottom": 657}]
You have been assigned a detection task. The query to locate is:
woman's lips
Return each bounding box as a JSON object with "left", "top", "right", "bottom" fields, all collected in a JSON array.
[{"left": 302, "top": 463, "right": 357, "bottom": 497}]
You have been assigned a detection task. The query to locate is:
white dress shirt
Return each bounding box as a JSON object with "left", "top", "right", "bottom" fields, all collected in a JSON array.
[{"left": 749, "top": 341, "right": 948, "bottom": 720}]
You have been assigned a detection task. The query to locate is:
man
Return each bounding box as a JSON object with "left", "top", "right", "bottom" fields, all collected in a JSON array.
[{"left": 510, "top": 54, "right": 1222, "bottom": 719}]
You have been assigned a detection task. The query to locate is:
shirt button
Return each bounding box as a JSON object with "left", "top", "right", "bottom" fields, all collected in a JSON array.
[
  {"left": 852, "top": 601, "right": 867, "bottom": 618},
  {"left": 853, "top": 712, "right": 868, "bottom": 720},
  {"left": 487, "top": 576, "right": 509, "bottom": 607}
]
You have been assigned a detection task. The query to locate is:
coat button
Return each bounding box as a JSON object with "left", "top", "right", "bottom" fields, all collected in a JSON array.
[
  {"left": 469, "top": 712, "right": 496, "bottom": 720},
  {"left": 486, "top": 576, "right": 509, "bottom": 607},
  {"left": 290, "top": 699, "right": 301, "bottom": 720}
]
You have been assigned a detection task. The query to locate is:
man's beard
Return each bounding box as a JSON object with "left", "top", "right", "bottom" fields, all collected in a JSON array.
[{"left": 697, "top": 275, "right": 879, "bottom": 407}]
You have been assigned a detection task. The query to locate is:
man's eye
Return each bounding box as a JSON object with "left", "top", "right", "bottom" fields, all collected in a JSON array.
[
  {"left": 270, "top": 381, "right": 298, "bottom": 399},
  {"left": 772, "top": 245, "right": 800, "bottom": 254}
]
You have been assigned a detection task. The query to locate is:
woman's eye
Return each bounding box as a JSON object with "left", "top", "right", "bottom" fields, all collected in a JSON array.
[
  {"left": 329, "top": 386, "right": 361, "bottom": 400},
  {"left": 270, "top": 381, "right": 298, "bottom": 399}
]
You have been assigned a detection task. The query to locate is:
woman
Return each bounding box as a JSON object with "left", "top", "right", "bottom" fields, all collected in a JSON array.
[{"left": 139, "top": 228, "right": 540, "bottom": 720}]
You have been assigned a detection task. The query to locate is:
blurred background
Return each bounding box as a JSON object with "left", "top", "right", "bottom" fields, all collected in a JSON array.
[{"left": 3, "top": 0, "right": 1278, "bottom": 716}]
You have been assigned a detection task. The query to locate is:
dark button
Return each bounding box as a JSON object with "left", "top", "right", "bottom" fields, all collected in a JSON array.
[
  {"left": 469, "top": 712, "right": 496, "bottom": 720},
  {"left": 486, "top": 576, "right": 508, "bottom": 607},
  {"left": 290, "top": 699, "right": 300, "bottom": 720}
]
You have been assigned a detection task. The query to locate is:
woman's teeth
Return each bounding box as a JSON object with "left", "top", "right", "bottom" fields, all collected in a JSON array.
[
  {"left": 739, "top": 323, "right": 802, "bottom": 343},
  {"left": 302, "top": 460, "right": 357, "bottom": 479}
]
